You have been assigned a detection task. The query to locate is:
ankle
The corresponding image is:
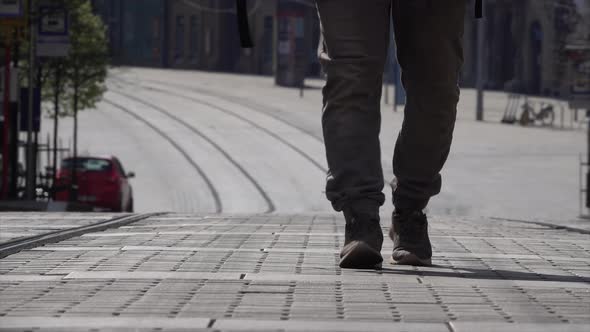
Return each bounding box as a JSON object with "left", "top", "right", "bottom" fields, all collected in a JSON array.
[{"left": 343, "top": 199, "right": 380, "bottom": 220}]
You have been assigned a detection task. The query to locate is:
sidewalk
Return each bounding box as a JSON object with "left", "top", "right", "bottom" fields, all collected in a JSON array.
[{"left": 0, "top": 213, "right": 588, "bottom": 331}]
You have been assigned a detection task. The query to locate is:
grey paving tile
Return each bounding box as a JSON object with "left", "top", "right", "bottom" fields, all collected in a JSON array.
[
  {"left": 0, "top": 275, "right": 65, "bottom": 281},
  {"left": 451, "top": 322, "right": 590, "bottom": 332},
  {"left": 214, "top": 318, "right": 448, "bottom": 331},
  {"left": 1, "top": 213, "right": 589, "bottom": 329},
  {"left": 0, "top": 214, "right": 118, "bottom": 244},
  {"left": 0, "top": 317, "right": 210, "bottom": 329}
]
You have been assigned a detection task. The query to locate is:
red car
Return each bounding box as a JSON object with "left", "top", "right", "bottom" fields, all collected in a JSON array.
[{"left": 54, "top": 156, "right": 135, "bottom": 212}]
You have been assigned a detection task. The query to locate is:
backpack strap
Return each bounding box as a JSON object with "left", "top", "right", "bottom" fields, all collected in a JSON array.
[
  {"left": 475, "top": 0, "right": 483, "bottom": 19},
  {"left": 236, "top": 0, "right": 254, "bottom": 48}
]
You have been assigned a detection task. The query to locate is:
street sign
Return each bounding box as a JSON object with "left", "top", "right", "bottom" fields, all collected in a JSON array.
[
  {"left": 0, "top": 0, "right": 23, "bottom": 18},
  {"left": 19, "top": 87, "right": 40, "bottom": 132},
  {"left": 36, "top": 2, "right": 70, "bottom": 57},
  {"left": 0, "top": 0, "right": 25, "bottom": 30}
]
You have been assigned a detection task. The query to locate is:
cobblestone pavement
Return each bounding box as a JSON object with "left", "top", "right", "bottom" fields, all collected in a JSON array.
[
  {"left": 0, "top": 213, "right": 124, "bottom": 244},
  {"left": 0, "top": 213, "right": 588, "bottom": 331}
]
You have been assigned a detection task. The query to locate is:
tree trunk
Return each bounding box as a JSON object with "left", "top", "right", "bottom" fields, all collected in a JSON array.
[
  {"left": 70, "top": 69, "right": 79, "bottom": 202},
  {"left": 52, "top": 64, "right": 60, "bottom": 200}
]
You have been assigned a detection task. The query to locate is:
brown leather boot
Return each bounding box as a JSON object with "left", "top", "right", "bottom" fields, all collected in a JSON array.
[
  {"left": 339, "top": 204, "right": 383, "bottom": 269},
  {"left": 389, "top": 210, "right": 432, "bottom": 266}
]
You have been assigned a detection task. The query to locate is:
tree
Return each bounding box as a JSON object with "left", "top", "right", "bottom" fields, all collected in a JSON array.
[{"left": 38, "top": 0, "right": 109, "bottom": 200}]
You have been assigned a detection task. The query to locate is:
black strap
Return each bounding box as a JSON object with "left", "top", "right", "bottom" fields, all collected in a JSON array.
[
  {"left": 236, "top": 0, "right": 253, "bottom": 48},
  {"left": 475, "top": 0, "right": 483, "bottom": 19}
]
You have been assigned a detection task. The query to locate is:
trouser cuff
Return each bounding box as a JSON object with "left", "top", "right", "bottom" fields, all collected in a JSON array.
[{"left": 393, "top": 196, "right": 429, "bottom": 212}]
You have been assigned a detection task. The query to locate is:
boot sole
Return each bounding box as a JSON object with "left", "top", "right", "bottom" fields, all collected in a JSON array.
[
  {"left": 339, "top": 242, "right": 383, "bottom": 269},
  {"left": 389, "top": 253, "right": 432, "bottom": 267}
]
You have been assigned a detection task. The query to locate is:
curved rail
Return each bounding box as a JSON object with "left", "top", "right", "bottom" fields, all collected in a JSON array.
[
  {"left": 135, "top": 84, "right": 328, "bottom": 174},
  {"left": 109, "top": 91, "right": 276, "bottom": 213},
  {"left": 118, "top": 76, "right": 324, "bottom": 144},
  {"left": 0, "top": 213, "right": 162, "bottom": 259},
  {"left": 103, "top": 99, "right": 223, "bottom": 213}
]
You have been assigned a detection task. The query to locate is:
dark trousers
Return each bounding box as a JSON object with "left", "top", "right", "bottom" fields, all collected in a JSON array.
[{"left": 317, "top": 0, "right": 466, "bottom": 212}]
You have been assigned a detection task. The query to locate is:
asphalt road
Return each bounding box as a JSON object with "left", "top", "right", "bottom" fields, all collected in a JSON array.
[{"left": 41, "top": 67, "right": 588, "bottom": 227}]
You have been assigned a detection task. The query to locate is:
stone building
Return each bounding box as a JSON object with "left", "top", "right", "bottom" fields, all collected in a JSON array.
[
  {"left": 90, "top": 0, "right": 169, "bottom": 67},
  {"left": 91, "top": 0, "right": 318, "bottom": 76},
  {"left": 165, "top": 0, "right": 318, "bottom": 76},
  {"left": 462, "top": 0, "right": 584, "bottom": 96},
  {"left": 91, "top": 0, "right": 585, "bottom": 95}
]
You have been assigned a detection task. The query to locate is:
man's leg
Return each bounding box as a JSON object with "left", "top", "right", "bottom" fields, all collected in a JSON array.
[
  {"left": 316, "top": 0, "right": 391, "bottom": 268},
  {"left": 389, "top": 0, "right": 466, "bottom": 265}
]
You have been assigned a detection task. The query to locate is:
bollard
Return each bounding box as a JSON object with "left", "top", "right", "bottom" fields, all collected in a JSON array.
[{"left": 560, "top": 104, "right": 564, "bottom": 129}]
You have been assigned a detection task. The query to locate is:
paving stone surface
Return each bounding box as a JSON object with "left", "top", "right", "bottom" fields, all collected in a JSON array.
[
  {"left": 0, "top": 213, "right": 121, "bottom": 244},
  {"left": 0, "top": 213, "right": 588, "bottom": 331}
]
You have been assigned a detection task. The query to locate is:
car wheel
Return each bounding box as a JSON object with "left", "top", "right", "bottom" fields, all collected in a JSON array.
[{"left": 126, "top": 198, "right": 134, "bottom": 213}]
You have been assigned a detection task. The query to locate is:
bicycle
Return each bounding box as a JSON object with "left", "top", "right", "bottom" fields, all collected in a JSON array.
[{"left": 519, "top": 101, "right": 555, "bottom": 127}]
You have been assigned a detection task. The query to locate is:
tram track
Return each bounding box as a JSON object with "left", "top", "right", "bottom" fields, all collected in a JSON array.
[
  {"left": 102, "top": 99, "right": 223, "bottom": 213},
  {"left": 131, "top": 83, "right": 328, "bottom": 174},
  {"left": 107, "top": 90, "right": 276, "bottom": 214},
  {"left": 113, "top": 75, "right": 324, "bottom": 144},
  {"left": 0, "top": 213, "right": 162, "bottom": 259}
]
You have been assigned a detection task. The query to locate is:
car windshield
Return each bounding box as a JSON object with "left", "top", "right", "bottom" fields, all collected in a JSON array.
[{"left": 61, "top": 158, "right": 112, "bottom": 172}]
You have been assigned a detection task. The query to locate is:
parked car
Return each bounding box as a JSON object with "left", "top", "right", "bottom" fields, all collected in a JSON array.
[{"left": 54, "top": 156, "right": 135, "bottom": 212}]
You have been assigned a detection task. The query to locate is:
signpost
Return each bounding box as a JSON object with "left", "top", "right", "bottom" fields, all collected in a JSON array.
[
  {"left": 36, "top": 0, "right": 69, "bottom": 201},
  {"left": 0, "top": 0, "right": 25, "bottom": 199},
  {"left": 564, "top": 0, "right": 590, "bottom": 110},
  {"left": 567, "top": 48, "right": 590, "bottom": 110},
  {"left": 18, "top": 87, "right": 40, "bottom": 132},
  {"left": 0, "top": 0, "right": 23, "bottom": 17},
  {"left": 37, "top": 2, "right": 70, "bottom": 57},
  {"left": 562, "top": 1, "right": 590, "bottom": 213},
  {"left": 1, "top": 0, "right": 69, "bottom": 200},
  {"left": 275, "top": 0, "right": 307, "bottom": 88}
]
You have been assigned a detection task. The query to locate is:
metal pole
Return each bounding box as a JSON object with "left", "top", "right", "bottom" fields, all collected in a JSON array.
[
  {"left": 587, "top": 114, "right": 590, "bottom": 166},
  {"left": 1, "top": 38, "right": 11, "bottom": 199},
  {"left": 586, "top": 115, "right": 590, "bottom": 210},
  {"left": 52, "top": 63, "right": 60, "bottom": 199},
  {"left": 475, "top": 10, "right": 485, "bottom": 122},
  {"left": 26, "top": 0, "right": 36, "bottom": 200},
  {"left": 299, "top": 80, "right": 304, "bottom": 98},
  {"left": 9, "top": 32, "right": 20, "bottom": 199},
  {"left": 33, "top": 130, "right": 38, "bottom": 197},
  {"left": 70, "top": 72, "right": 78, "bottom": 202}
]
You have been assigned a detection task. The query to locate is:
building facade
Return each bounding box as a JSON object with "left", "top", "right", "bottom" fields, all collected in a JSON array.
[
  {"left": 92, "top": 0, "right": 168, "bottom": 67},
  {"left": 91, "top": 0, "right": 318, "bottom": 76},
  {"left": 462, "top": 0, "right": 585, "bottom": 96},
  {"left": 91, "top": 0, "right": 585, "bottom": 95}
]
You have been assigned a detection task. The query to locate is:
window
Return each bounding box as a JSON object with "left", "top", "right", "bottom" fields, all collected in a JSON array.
[
  {"left": 111, "top": 158, "right": 126, "bottom": 175},
  {"left": 61, "top": 158, "right": 112, "bottom": 172},
  {"left": 175, "top": 15, "right": 185, "bottom": 62}
]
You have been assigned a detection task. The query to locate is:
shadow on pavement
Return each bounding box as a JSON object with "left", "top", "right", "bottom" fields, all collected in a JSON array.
[{"left": 369, "top": 264, "right": 589, "bottom": 283}]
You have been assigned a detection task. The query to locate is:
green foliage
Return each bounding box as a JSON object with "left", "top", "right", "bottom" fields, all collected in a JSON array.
[{"left": 40, "top": 0, "right": 109, "bottom": 117}]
